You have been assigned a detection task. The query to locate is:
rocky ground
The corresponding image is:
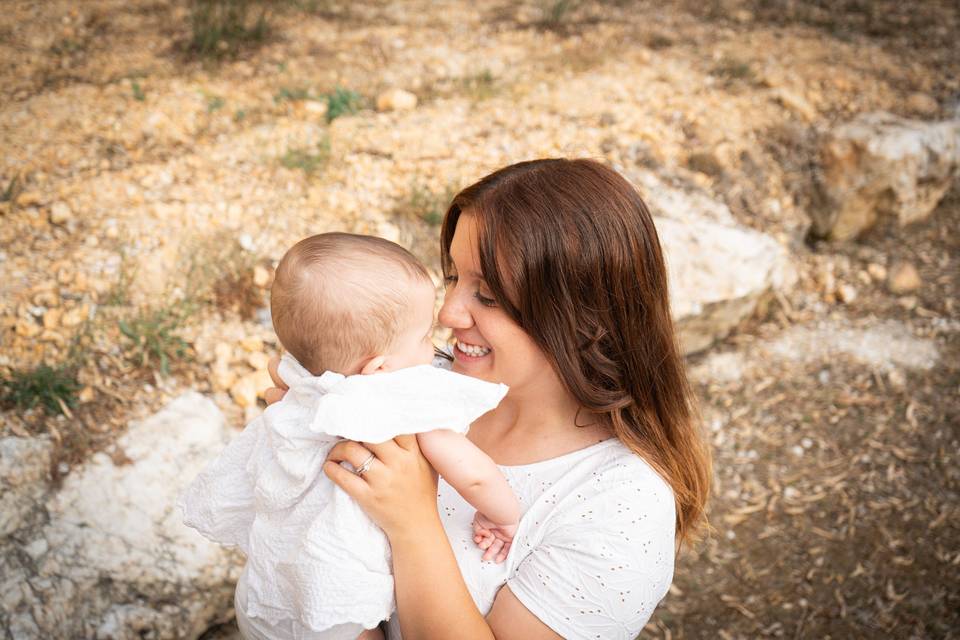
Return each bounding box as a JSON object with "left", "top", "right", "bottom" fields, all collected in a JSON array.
[{"left": 1, "top": 0, "right": 958, "bottom": 638}]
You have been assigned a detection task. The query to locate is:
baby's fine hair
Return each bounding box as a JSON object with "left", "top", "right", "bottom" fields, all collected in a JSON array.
[{"left": 271, "top": 232, "right": 432, "bottom": 375}]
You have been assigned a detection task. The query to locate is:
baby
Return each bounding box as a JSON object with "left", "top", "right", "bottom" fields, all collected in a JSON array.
[{"left": 180, "top": 232, "right": 520, "bottom": 640}]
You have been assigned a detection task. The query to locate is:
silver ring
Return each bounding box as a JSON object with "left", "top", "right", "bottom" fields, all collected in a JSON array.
[{"left": 354, "top": 452, "right": 376, "bottom": 477}]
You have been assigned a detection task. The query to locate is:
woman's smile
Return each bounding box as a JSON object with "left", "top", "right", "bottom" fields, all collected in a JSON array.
[{"left": 453, "top": 337, "right": 491, "bottom": 358}]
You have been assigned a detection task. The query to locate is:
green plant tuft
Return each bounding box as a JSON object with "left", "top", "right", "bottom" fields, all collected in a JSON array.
[
  {"left": 280, "top": 138, "right": 331, "bottom": 174},
  {"left": 394, "top": 182, "right": 459, "bottom": 227},
  {"left": 188, "top": 0, "right": 273, "bottom": 59},
  {"left": 207, "top": 95, "right": 226, "bottom": 112},
  {"left": 459, "top": 70, "right": 498, "bottom": 101},
  {"left": 119, "top": 308, "right": 190, "bottom": 376},
  {"left": 540, "top": 0, "right": 580, "bottom": 28},
  {"left": 274, "top": 86, "right": 313, "bottom": 103},
  {"left": 711, "top": 57, "right": 756, "bottom": 83},
  {"left": 324, "top": 87, "right": 361, "bottom": 122},
  {"left": 1, "top": 364, "right": 81, "bottom": 416},
  {"left": 1, "top": 174, "right": 21, "bottom": 204},
  {"left": 131, "top": 80, "right": 146, "bottom": 102}
]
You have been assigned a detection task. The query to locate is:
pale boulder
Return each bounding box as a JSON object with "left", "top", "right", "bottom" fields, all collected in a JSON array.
[
  {"left": 811, "top": 112, "right": 960, "bottom": 240},
  {"left": 0, "top": 436, "right": 53, "bottom": 537},
  {"left": 0, "top": 393, "right": 242, "bottom": 639},
  {"left": 629, "top": 169, "right": 796, "bottom": 354},
  {"left": 658, "top": 215, "right": 796, "bottom": 353}
]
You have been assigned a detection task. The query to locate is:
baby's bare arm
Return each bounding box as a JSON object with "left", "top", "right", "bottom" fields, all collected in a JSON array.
[{"left": 416, "top": 430, "right": 520, "bottom": 527}]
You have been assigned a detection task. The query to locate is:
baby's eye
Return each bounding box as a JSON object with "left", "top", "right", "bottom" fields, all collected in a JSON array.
[{"left": 443, "top": 275, "right": 458, "bottom": 286}]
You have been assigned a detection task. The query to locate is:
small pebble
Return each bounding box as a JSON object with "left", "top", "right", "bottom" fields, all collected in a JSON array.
[{"left": 888, "top": 262, "right": 921, "bottom": 294}]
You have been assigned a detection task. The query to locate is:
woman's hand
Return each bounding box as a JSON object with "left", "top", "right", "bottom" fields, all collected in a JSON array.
[
  {"left": 324, "top": 435, "right": 440, "bottom": 540},
  {"left": 264, "top": 355, "right": 288, "bottom": 405}
]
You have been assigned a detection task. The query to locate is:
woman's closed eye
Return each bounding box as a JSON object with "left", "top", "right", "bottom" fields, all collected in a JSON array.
[
  {"left": 474, "top": 291, "right": 496, "bottom": 307},
  {"left": 444, "top": 274, "right": 496, "bottom": 307}
]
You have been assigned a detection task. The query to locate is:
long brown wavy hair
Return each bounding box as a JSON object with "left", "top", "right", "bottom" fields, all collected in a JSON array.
[{"left": 441, "top": 158, "right": 711, "bottom": 544}]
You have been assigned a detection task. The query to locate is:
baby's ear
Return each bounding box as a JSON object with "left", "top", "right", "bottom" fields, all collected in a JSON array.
[{"left": 359, "top": 355, "right": 388, "bottom": 375}]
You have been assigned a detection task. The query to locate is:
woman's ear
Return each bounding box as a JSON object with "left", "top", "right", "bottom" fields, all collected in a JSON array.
[{"left": 359, "top": 355, "right": 388, "bottom": 375}]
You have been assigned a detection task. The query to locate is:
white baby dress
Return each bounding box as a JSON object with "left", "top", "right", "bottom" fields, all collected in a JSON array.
[{"left": 179, "top": 354, "right": 508, "bottom": 639}]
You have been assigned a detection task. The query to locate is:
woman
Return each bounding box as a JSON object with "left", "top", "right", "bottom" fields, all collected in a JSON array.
[{"left": 268, "top": 158, "right": 711, "bottom": 639}]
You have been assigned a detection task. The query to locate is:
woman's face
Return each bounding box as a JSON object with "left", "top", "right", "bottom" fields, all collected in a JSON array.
[{"left": 438, "top": 213, "right": 552, "bottom": 394}]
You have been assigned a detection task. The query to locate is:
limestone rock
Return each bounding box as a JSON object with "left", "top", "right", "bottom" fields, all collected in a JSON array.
[
  {"left": 132, "top": 242, "right": 181, "bottom": 304},
  {"left": 811, "top": 112, "right": 960, "bottom": 240},
  {"left": 659, "top": 215, "right": 795, "bottom": 353},
  {"left": 906, "top": 92, "right": 939, "bottom": 117},
  {"left": 303, "top": 100, "right": 329, "bottom": 118},
  {"left": 629, "top": 168, "right": 736, "bottom": 226},
  {"left": 42, "top": 308, "right": 62, "bottom": 329},
  {"left": 691, "top": 318, "right": 940, "bottom": 384},
  {"left": 247, "top": 351, "right": 270, "bottom": 370},
  {"left": 0, "top": 436, "right": 53, "bottom": 537},
  {"left": 887, "top": 261, "right": 922, "bottom": 294},
  {"left": 0, "top": 393, "right": 242, "bottom": 639},
  {"left": 253, "top": 265, "right": 271, "bottom": 288},
  {"left": 376, "top": 88, "right": 418, "bottom": 112},
  {"left": 867, "top": 263, "right": 888, "bottom": 282},
  {"left": 49, "top": 201, "right": 72, "bottom": 225},
  {"left": 229, "top": 368, "right": 272, "bottom": 407},
  {"left": 837, "top": 283, "right": 858, "bottom": 304},
  {"left": 772, "top": 88, "right": 817, "bottom": 123},
  {"left": 16, "top": 190, "right": 43, "bottom": 207},
  {"left": 629, "top": 169, "right": 796, "bottom": 353}
]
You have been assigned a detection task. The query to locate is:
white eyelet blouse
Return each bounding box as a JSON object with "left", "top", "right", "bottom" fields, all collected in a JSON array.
[{"left": 385, "top": 437, "right": 676, "bottom": 640}]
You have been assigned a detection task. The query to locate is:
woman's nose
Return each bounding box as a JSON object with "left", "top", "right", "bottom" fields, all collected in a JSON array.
[{"left": 438, "top": 286, "right": 472, "bottom": 329}]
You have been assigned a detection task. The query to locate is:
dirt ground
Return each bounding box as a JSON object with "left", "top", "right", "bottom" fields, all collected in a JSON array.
[
  {"left": 1, "top": 0, "right": 958, "bottom": 638},
  {"left": 664, "top": 196, "right": 960, "bottom": 639}
]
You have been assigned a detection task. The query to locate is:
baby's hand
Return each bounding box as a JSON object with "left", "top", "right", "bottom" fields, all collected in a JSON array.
[{"left": 472, "top": 511, "right": 517, "bottom": 564}]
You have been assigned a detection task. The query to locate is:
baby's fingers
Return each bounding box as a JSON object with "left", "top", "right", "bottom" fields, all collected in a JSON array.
[
  {"left": 472, "top": 519, "right": 491, "bottom": 537},
  {"left": 476, "top": 532, "right": 495, "bottom": 550},
  {"left": 482, "top": 538, "right": 505, "bottom": 562}
]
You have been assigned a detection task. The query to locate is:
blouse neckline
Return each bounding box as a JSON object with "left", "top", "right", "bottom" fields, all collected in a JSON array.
[{"left": 496, "top": 437, "right": 621, "bottom": 471}]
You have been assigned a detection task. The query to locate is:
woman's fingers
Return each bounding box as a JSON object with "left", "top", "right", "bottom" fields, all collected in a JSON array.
[
  {"left": 327, "top": 440, "right": 380, "bottom": 476},
  {"left": 393, "top": 433, "right": 419, "bottom": 451},
  {"left": 361, "top": 439, "right": 403, "bottom": 466},
  {"left": 323, "top": 459, "right": 371, "bottom": 499},
  {"left": 268, "top": 355, "right": 288, "bottom": 390},
  {"left": 263, "top": 356, "right": 289, "bottom": 405},
  {"left": 264, "top": 386, "right": 286, "bottom": 405}
]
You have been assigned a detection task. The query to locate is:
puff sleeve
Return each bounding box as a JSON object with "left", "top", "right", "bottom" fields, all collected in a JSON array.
[{"left": 506, "top": 464, "right": 676, "bottom": 640}]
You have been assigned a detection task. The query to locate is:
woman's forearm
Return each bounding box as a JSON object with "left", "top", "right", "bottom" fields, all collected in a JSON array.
[{"left": 389, "top": 514, "right": 496, "bottom": 640}]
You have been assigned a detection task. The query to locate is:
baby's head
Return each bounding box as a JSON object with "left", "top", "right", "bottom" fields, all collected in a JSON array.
[{"left": 271, "top": 232, "right": 437, "bottom": 376}]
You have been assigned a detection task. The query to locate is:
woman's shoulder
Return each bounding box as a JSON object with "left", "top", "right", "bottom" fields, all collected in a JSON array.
[
  {"left": 524, "top": 437, "right": 674, "bottom": 500},
  {"left": 505, "top": 439, "right": 677, "bottom": 639},
  {"left": 562, "top": 440, "right": 674, "bottom": 523},
  {"left": 511, "top": 438, "right": 676, "bottom": 536}
]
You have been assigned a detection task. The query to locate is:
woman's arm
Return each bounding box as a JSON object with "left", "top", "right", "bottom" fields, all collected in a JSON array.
[
  {"left": 324, "top": 437, "right": 562, "bottom": 640},
  {"left": 416, "top": 429, "right": 520, "bottom": 528}
]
